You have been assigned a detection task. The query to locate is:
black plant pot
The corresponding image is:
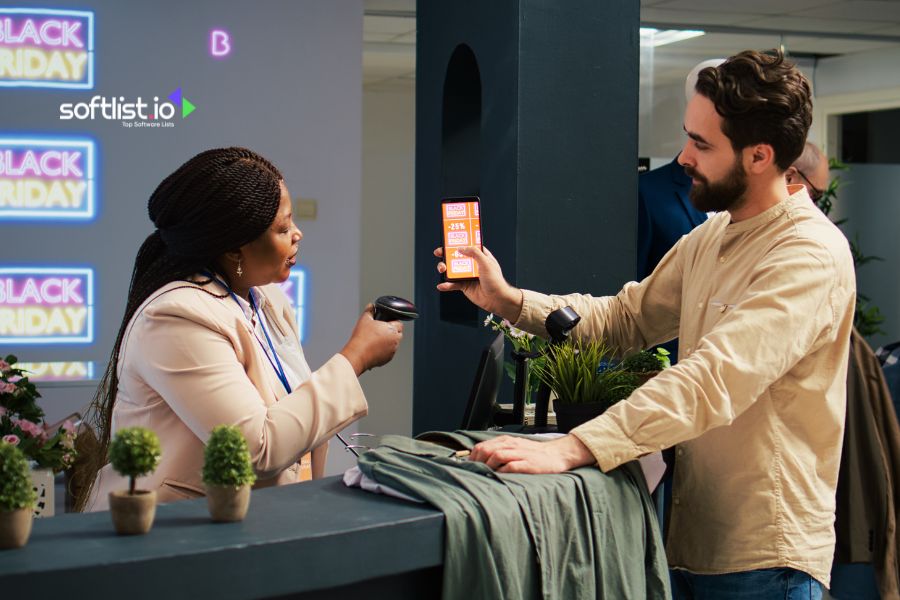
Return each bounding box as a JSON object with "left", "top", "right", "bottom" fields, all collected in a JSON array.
[{"left": 554, "top": 401, "right": 609, "bottom": 433}]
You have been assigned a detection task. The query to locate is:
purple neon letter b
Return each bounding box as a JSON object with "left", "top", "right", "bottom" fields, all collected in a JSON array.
[{"left": 210, "top": 30, "right": 231, "bottom": 57}]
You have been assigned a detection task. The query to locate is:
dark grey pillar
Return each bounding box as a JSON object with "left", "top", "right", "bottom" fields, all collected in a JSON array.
[{"left": 414, "top": 0, "right": 640, "bottom": 434}]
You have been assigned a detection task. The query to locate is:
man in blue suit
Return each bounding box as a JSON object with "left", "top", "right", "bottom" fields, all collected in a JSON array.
[
  {"left": 636, "top": 58, "right": 724, "bottom": 283},
  {"left": 637, "top": 156, "right": 708, "bottom": 281}
]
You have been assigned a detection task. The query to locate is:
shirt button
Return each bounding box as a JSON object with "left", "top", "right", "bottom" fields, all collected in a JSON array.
[
  {"left": 685, "top": 347, "right": 692, "bottom": 354},
  {"left": 719, "top": 256, "right": 726, "bottom": 263},
  {"left": 697, "top": 302, "right": 703, "bottom": 309},
  {"left": 677, "top": 448, "right": 684, "bottom": 456},
  {"left": 673, "top": 498, "right": 681, "bottom": 506}
]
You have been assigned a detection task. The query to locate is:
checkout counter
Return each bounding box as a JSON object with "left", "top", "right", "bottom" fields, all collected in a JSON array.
[{"left": 0, "top": 477, "right": 444, "bottom": 599}]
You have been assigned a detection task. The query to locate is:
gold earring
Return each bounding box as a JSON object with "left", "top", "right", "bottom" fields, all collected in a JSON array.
[{"left": 236, "top": 258, "right": 243, "bottom": 278}]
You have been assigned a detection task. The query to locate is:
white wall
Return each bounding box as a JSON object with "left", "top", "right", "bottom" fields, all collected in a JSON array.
[
  {"left": 814, "top": 45, "right": 900, "bottom": 351},
  {"left": 830, "top": 164, "right": 900, "bottom": 350},
  {"left": 357, "top": 83, "right": 416, "bottom": 439},
  {"left": 816, "top": 46, "right": 900, "bottom": 97},
  {"left": 639, "top": 79, "right": 686, "bottom": 160}
]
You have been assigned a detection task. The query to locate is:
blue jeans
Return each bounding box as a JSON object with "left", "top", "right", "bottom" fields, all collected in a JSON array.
[{"left": 671, "top": 567, "right": 823, "bottom": 599}]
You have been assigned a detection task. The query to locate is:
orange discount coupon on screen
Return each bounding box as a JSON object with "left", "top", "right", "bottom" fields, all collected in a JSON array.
[{"left": 442, "top": 200, "right": 481, "bottom": 279}]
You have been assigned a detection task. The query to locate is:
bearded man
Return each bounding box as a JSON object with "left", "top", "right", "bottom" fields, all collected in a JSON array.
[{"left": 435, "top": 49, "right": 856, "bottom": 599}]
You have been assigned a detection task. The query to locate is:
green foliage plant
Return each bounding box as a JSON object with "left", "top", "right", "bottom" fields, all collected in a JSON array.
[
  {"left": 535, "top": 340, "right": 672, "bottom": 413},
  {"left": 202, "top": 425, "right": 256, "bottom": 488},
  {"left": 620, "top": 348, "right": 670, "bottom": 372},
  {"left": 0, "top": 441, "right": 37, "bottom": 511},
  {"left": 108, "top": 427, "right": 161, "bottom": 495},
  {"left": 535, "top": 339, "right": 639, "bottom": 410}
]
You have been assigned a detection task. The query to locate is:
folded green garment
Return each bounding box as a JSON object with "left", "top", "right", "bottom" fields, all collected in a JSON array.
[{"left": 357, "top": 430, "right": 671, "bottom": 600}]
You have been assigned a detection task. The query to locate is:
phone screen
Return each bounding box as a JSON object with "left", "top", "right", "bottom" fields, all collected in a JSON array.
[{"left": 442, "top": 197, "right": 482, "bottom": 280}]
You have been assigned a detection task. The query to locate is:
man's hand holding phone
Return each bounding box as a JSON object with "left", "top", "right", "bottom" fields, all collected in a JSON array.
[{"left": 434, "top": 245, "right": 523, "bottom": 323}]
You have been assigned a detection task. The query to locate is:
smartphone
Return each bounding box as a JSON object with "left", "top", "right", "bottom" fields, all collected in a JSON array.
[{"left": 441, "top": 196, "right": 482, "bottom": 281}]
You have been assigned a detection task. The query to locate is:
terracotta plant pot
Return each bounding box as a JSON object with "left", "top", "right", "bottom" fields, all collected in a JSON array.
[
  {"left": 0, "top": 508, "right": 33, "bottom": 549},
  {"left": 108, "top": 489, "right": 156, "bottom": 535},
  {"left": 206, "top": 484, "right": 251, "bottom": 522}
]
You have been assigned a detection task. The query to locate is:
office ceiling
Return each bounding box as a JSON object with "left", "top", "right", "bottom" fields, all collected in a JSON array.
[{"left": 363, "top": 0, "right": 900, "bottom": 90}]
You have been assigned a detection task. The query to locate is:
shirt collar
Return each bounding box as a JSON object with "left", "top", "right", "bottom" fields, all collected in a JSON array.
[
  {"left": 232, "top": 292, "right": 254, "bottom": 320},
  {"left": 724, "top": 185, "right": 810, "bottom": 235},
  {"left": 234, "top": 287, "right": 269, "bottom": 318}
]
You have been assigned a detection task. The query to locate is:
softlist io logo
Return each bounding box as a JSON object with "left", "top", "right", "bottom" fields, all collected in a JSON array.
[
  {"left": 167, "top": 87, "right": 196, "bottom": 118},
  {"left": 59, "top": 87, "right": 196, "bottom": 128}
]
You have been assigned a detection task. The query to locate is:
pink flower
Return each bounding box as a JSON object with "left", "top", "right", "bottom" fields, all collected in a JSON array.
[
  {"left": 2, "top": 434, "right": 19, "bottom": 446},
  {"left": 61, "top": 419, "right": 76, "bottom": 434},
  {"left": 0, "top": 382, "right": 15, "bottom": 394},
  {"left": 0, "top": 359, "right": 9, "bottom": 373},
  {"left": 15, "top": 418, "right": 42, "bottom": 438},
  {"left": 0, "top": 406, "right": 6, "bottom": 418}
]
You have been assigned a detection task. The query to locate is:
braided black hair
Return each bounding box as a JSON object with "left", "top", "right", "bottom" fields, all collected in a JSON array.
[{"left": 74, "top": 147, "right": 283, "bottom": 510}]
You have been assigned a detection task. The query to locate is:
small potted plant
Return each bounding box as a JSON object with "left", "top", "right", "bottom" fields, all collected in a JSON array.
[
  {"left": 202, "top": 425, "right": 256, "bottom": 522},
  {"left": 107, "top": 427, "right": 161, "bottom": 535},
  {"left": 619, "top": 347, "right": 671, "bottom": 385},
  {"left": 0, "top": 441, "right": 37, "bottom": 549},
  {"left": 535, "top": 340, "right": 670, "bottom": 433}
]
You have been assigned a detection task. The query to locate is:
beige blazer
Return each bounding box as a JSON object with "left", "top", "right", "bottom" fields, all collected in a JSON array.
[{"left": 86, "top": 278, "right": 367, "bottom": 511}]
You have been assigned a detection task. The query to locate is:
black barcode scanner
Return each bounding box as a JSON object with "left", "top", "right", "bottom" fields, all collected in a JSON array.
[{"left": 373, "top": 296, "right": 419, "bottom": 321}]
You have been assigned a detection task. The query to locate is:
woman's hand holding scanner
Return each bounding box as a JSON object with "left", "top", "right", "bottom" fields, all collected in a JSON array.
[
  {"left": 340, "top": 304, "right": 403, "bottom": 376},
  {"left": 435, "top": 245, "right": 524, "bottom": 322}
]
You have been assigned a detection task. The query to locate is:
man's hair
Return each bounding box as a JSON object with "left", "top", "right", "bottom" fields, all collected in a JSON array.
[{"left": 695, "top": 49, "right": 812, "bottom": 171}]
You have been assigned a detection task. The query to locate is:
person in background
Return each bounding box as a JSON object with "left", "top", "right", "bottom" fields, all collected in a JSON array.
[
  {"left": 786, "top": 141, "right": 830, "bottom": 203},
  {"left": 637, "top": 59, "right": 723, "bottom": 282},
  {"left": 636, "top": 157, "right": 706, "bottom": 282},
  {"left": 76, "top": 147, "right": 403, "bottom": 511}
]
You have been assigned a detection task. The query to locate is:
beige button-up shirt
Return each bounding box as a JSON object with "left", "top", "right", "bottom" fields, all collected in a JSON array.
[{"left": 516, "top": 186, "right": 855, "bottom": 585}]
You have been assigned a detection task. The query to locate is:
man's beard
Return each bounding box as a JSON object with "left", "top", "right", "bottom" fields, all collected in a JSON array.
[{"left": 685, "top": 155, "right": 748, "bottom": 213}]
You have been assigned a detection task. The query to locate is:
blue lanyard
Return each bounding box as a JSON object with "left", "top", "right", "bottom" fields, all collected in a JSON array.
[{"left": 205, "top": 272, "right": 292, "bottom": 394}]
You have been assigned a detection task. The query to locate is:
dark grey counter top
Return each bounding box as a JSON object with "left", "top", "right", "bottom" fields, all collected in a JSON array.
[{"left": 0, "top": 477, "right": 444, "bottom": 599}]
